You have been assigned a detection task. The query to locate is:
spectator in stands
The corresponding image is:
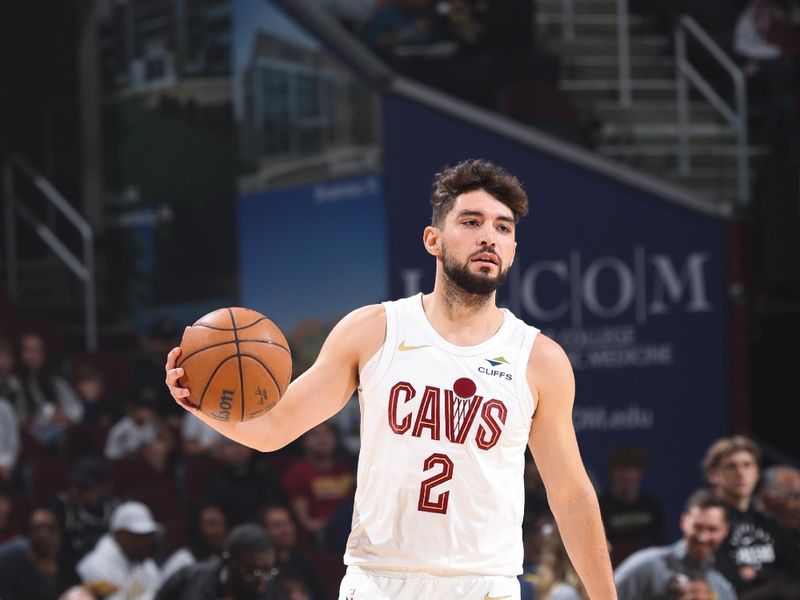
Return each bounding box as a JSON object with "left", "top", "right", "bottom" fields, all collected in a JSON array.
[
  {"left": 258, "top": 505, "right": 326, "bottom": 599},
  {"left": 0, "top": 485, "right": 16, "bottom": 545},
  {"left": 76, "top": 501, "right": 161, "bottom": 600},
  {"left": 0, "top": 395, "right": 19, "bottom": 482},
  {"left": 535, "top": 524, "right": 588, "bottom": 600},
  {"left": 525, "top": 453, "right": 551, "bottom": 525},
  {"left": 759, "top": 465, "right": 800, "bottom": 532},
  {"left": 599, "top": 445, "right": 664, "bottom": 567},
  {"left": 0, "top": 336, "right": 22, "bottom": 402},
  {"left": 614, "top": 488, "right": 735, "bottom": 600},
  {"left": 160, "top": 503, "right": 227, "bottom": 583},
  {"left": 362, "top": 0, "right": 453, "bottom": 85},
  {"left": 734, "top": 0, "right": 799, "bottom": 144},
  {"left": 703, "top": 435, "right": 798, "bottom": 593},
  {"left": 52, "top": 458, "right": 119, "bottom": 569},
  {"left": 277, "top": 564, "right": 315, "bottom": 600},
  {"left": 16, "top": 331, "right": 82, "bottom": 446},
  {"left": 131, "top": 318, "right": 183, "bottom": 425},
  {"left": 363, "top": 0, "right": 443, "bottom": 50},
  {"left": 180, "top": 411, "right": 223, "bottom": 456},
  {"left": 154, "top": 523, "right": 286, "bottom": 600},
  {"left": 519, "top": 519, "right": 549, "bottom": 600},
  {"left": 202, "top": 438, "right": 284, "bottom": 527},
  {"left": 281, "top": 422, "right": 355, "bottom": 541},
  {"left": 73, "top": 365, "right": 116, "bottom": 428},
  {"left": 104, "top": 396, "right": 159, "bottom": 460},
  {"left": 0, "top": 506, "right": 80, "bottom": 600}
]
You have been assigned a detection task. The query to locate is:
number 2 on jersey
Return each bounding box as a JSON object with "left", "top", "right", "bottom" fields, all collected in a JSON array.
[{"left": 417, "top": 453, "right": 454, "bottom": 514}]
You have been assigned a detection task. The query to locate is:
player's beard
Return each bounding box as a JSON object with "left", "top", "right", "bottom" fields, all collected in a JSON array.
[{"left": 441, "top": 243, "right": 508, "bottom": 297}]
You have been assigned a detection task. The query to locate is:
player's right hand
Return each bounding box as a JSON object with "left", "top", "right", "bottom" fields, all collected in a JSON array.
[{"left": 165, "top": 346, "right": 197, "bottom": 412}]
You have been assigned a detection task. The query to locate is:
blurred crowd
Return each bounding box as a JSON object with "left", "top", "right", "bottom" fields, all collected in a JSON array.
[
  {"left": 0, "top": 319, "right": 355, "bottom": 600},
  {"left": 0, "top": 317, "right": 799, "bottom": 600},
  {"left": 521, "top": 437, "right": 800, "bottom": 600}
]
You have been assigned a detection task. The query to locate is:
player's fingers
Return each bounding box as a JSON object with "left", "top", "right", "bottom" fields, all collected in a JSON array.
[
  {"left": 169, "top": 385, "right": 190, "bottom": 399},
  {"left": 165, "top": 367, "right": 184, "bottom": 386},
  {"left": 175, "top": 396, "right": 199, "bottom": 412},
  {"left": 165, "top": 347, "right": 181, "bottom": 371}
]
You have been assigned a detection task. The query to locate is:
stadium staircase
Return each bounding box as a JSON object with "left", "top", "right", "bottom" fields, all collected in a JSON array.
[{"left": 535, "top": 0, "right": 769, "bottom": 205}]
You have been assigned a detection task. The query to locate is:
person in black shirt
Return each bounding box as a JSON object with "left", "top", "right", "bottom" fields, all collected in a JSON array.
[
  {"left": 599, "top": 445, "right": 664, "bottom": 567},
  {"left": 0, "top": 507, "right": 79, "bottom": 600},
  {"left": 703, "top": 435, "right": 799, "bottom": 593},
  {"left": 201, "top": 439, "right": 284, "bottom": 527},
  {"left": 51, "top": 457, "right": 118, "bottom": 569},
  {"left": 155, "top": 524, "right": 287, "bottom": 600}
]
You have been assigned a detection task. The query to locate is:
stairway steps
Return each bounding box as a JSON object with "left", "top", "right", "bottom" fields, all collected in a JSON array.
[{"left": 547, "top": 34, "right": 670, "bottom": 57}]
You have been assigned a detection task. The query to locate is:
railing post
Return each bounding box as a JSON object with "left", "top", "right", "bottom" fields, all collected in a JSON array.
[
  {"left": 84, "top": 232, "right": 97, "bottom": 352},
  {"left": 734, "top": 74, "right": 749, "bottom": 205},
  {"left": 617, "top": 0, "right": 632, "bottom": 107},
  {"left": 3, "top": 162, "right": 17, "bottom": 301},
  {"left": 675, "top": 25, "right": 690, "bottom": 176},
  {"left": 563, "top": 0, "right": 575, "bottom": 41}
]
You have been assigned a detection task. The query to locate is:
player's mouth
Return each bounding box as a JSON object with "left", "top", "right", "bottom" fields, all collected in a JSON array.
[{"left": 471, "top": 252, "right": 499, "bottom": 265}]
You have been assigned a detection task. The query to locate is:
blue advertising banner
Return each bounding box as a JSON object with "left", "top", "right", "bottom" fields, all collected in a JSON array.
[
  {"left": 382, "top": 93, "right": 728, "bottom": 532},
  {"left": 238, "top": 173, "right": 388, "bottom": 338}
]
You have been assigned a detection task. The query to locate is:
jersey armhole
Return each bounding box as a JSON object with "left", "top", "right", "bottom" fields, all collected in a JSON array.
[
  {"left": 514, "top": 326, "right": 540, "bottom": 422},
  {"left": 360, "top": 301, "right": 397, "bottom": 396}
]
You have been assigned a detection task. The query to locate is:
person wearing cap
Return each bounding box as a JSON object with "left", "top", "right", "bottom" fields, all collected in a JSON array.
[
  {"left": 155, "top": 523, "right": 287, "bottom": 600},
  {"left": 76, "top": 501, "right": 161, "bottom": 600}
]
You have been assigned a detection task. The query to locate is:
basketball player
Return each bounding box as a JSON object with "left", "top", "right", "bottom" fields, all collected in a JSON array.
[{"left": 165, "top": 160, "right": 616, "bottom": 599}]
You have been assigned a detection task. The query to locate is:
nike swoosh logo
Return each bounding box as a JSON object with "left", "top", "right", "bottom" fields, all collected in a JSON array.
[
  {"left": 398, "top": 340, "right": 432, "bottom": 351},
  {"left": 484, "top": 595, "right": 511, "bottom": 600}
]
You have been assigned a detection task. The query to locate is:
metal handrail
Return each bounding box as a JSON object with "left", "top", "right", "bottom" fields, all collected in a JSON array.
[
  {"left": 3, "top": 154, "right": 97, "bottom": 351},
  {"left": 675, "top": 15, "right": 749, "bottom": 205},
  {"left": 561, "top": 0, "right": 632, "bottom": 107}
]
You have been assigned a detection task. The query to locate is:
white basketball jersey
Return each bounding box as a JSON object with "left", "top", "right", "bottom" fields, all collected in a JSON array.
[{"left": 344, "top": 294, "right": 540, "bottom": 576}]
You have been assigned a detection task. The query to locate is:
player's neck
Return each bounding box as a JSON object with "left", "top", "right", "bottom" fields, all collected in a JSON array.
[{"left": 422, "top": 286, "right": 504, "bottom": 346}]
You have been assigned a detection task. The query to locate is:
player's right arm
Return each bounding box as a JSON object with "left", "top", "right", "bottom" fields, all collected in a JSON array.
[{"left": 164, "top": 304, "right": 385, "bottom": 452}]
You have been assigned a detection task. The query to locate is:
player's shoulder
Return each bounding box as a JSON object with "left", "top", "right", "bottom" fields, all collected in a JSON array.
[
  {"left": 331, "top": 304, "right": 386, "bottom": 346},
  {"left": 337, "top": 303, "right": 386, "bottom": 332},
  {"left": 527, "top": 333, "right": 571, "bottom": 372}
]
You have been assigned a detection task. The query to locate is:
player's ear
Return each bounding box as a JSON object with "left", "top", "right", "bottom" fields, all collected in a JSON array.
[{"left": 423, "top": 226, "right": 441, "bottom": 257}]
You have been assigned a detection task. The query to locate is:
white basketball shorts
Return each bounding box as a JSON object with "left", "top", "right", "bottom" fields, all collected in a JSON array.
[{"left": 338, "top": 567, "right": 521, "bottom": 600}]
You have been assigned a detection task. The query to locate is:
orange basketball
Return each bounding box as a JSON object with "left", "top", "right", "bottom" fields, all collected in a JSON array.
[{"left": 177, "top": 307, "right": 292, "bottom": 422}]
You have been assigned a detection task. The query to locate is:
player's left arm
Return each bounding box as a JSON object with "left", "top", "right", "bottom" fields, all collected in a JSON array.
[{"left": 527, "top": 334, "right": 617, "bottom": 600}]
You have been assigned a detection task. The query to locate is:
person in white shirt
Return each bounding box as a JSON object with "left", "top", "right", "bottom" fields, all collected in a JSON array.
[
  {"left": 77, "top": 501, "right": 162, "bottom": 600},
  {"left": 0, "top": 398, "right": 19, "bottom": 482},
  {"left": 105, "top": 399, "right": 159, "bottom": 460}
]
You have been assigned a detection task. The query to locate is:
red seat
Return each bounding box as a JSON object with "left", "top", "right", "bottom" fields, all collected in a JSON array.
[
  {"left": 306, "top": 549, "right": 346, "bottom": 599},
  {"left": 65, "top": 422, "right": 108, "bottom": 460},
  {"left": 179, "top": 454, "right": 223, "bottom": 501},
  {"left": 25, "top": 456, "right": 72, "bottom": 505}
]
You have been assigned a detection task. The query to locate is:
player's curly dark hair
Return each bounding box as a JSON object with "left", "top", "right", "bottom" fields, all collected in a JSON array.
[{"left": 430, "top": 159, "right": 529, "bottom": 226}]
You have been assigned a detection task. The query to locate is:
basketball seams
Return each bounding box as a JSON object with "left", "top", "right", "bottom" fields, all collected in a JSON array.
[
  {"left": 197, "top": 355, "right": 238, "bottom": 411},
  {"left": 177, "top": 340, "right": 237, "bottom": 368},
  {"left": 191, "top": 316, "right": 269, "bottom": 332},
  {"left": 228, "top": 308, "right": 246, "bottom": 422},
  {"left": 177, "top": 340, "right": 289, "bottom": 370},
  {"left": 239, "top": 353, "right": 284, "bottom": 398},
  {"left": 236, "top": 339, "right": 290, "bottom": 353}
]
